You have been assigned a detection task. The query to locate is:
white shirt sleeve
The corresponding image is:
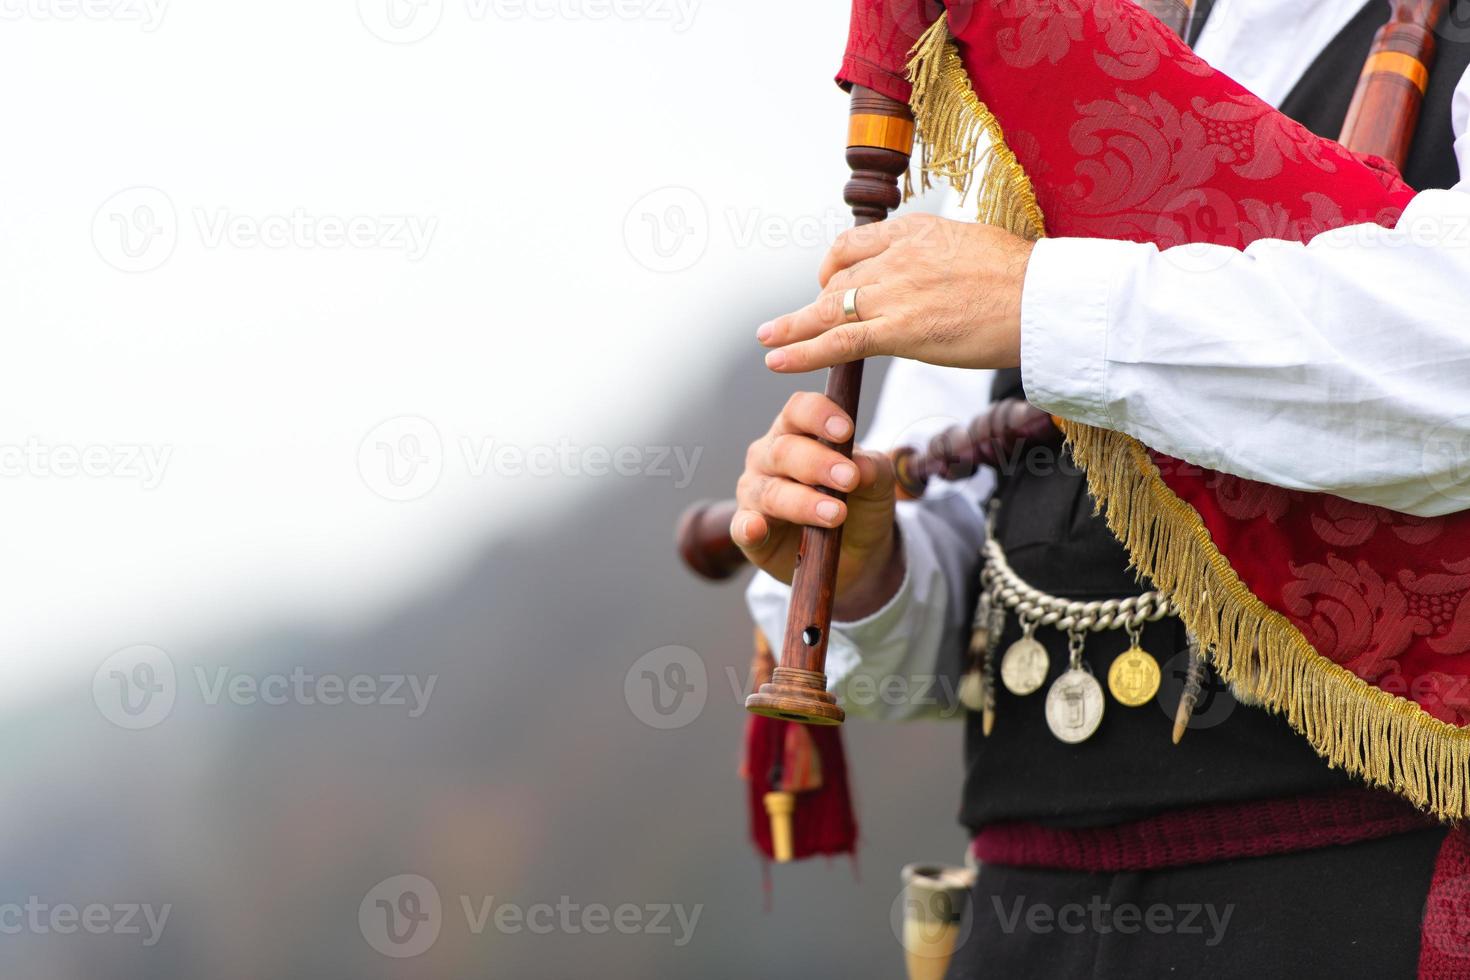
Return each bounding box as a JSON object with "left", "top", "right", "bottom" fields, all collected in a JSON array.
[
  {"left": 744, "top": 358, "right": 994, "bottom": 721},
  {"left": 1021, "top": 64, "right": 1470, "bottom": 518}
]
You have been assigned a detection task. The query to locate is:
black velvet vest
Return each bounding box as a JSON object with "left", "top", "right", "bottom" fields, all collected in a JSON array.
[{"left": 959, "top": 4, "right": 1469, "bottom": 831}]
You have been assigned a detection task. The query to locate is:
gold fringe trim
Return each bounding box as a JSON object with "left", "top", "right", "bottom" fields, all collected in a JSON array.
[
  {"left": 904, "top": 15, "right": 1045, "bottom": 240},
  {"left": 1061, "top": 423, "right": 1470, "bottom": 820},
  {"left": 905, "top": 14, "right": 1470, "bottom": 820}
]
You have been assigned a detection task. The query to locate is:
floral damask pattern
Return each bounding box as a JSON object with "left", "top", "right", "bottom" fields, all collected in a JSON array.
[
  {"left": 1283, "top": 555, "right": 1470, "bottom": 703},
  {"left": 989, "top": 0, "right": 1214, "bottom": 79},
  {"left": 939, "top": 0, "right": 1465, "bottom": 723},
  {"left": 992, "top": 0, "right": 1090, "bottom": 69},
  {"left": 1212, "top": 474, "right": 1291, "bottom": 524},
  {"left": 1404, "top": 673, "right": 1470, "bottom": 726},
  {"left": 1283, "top": 557, "right": 1428, "bottom": 680},
  {"left": 1401, "top": 558, "right": 1470, "bottom": 656},
  {"left": 1095, "top": 0, "right": 1214, "bottom": 80},
  {"left": 1194, "top": 93, "right": 1339, "bottom": 181},
  {"left": 838, "top": 0, "right": 944, "bottom": 103},
  {"left": 1311, "top": 497, "right": 1447, "bottom": 548},
  {"left": 1056, "top": 90, "right": 1398, "bottom": 246}
]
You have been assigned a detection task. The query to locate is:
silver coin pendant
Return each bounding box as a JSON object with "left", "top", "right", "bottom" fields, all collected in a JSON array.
[
  {"left": 1000, "top": 637, "right": 1048, "bottom": 696},
  {"left": 1045, "top": 667, "right": 1105, "bottom": 743}
]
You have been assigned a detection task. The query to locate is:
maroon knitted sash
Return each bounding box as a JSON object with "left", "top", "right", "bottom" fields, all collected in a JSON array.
[
  {"left": 971, "top": 789, "right": 1435, "bottom": 873},
  {"left": 1420, "top": 825, "right": 1470, "bottom": 978}
]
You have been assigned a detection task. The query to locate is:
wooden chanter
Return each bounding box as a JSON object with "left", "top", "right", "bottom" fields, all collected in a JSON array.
[{"left": 742, "top": 85, "right": 916, "bottom": 727}]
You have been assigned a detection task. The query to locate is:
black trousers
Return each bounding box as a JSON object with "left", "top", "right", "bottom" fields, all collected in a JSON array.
[{"left": 945, "top": 827, "right": 1449, "bottom": 979}]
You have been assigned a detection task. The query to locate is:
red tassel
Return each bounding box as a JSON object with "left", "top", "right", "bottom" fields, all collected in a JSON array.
[{"left": 742, "top": 629, "right": 857, "bottom": 862}]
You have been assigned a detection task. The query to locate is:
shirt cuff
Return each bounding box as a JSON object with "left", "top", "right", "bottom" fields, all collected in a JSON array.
[
  {"left": 745, "top": 527, "right": 917, "bottom": 690},
  {"left": 1019, "top": 237, "right": 1141, "bottom": 428},
  {"left": 824, "top": 525, "right": 917, "bottom": 687}
]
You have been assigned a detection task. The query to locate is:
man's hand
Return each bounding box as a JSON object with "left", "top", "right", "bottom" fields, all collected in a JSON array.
[
  {"left": 731, "top": 392, "right": 904, "bottom": 620},
  {"left": 756, "top": 213, "right": 1033, "bottom": 374}
]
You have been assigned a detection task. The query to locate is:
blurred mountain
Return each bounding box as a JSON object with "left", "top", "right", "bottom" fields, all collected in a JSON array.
[{"left": 0, "top": 340, "right": 970, "bottom": 979}]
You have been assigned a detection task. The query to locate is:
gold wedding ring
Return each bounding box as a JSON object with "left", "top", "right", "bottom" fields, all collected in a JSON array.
[{"left": 842, "top": 287, "right": 862, "bottom": 323}]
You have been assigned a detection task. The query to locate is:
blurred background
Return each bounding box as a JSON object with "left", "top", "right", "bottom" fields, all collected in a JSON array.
[{"left": 0, "top": 1, "right": 969, "bottom": 976}]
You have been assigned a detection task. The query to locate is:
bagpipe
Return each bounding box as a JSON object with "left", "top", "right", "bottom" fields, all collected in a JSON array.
[{"left": 682, "top": 0, "right": 1462, "bottom": 888}]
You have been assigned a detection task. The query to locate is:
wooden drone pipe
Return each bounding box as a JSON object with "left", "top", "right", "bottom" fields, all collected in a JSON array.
[
  {"left": 676, "top": 499, "right": 748, "bottom": 582},
  {"left": 1338, "top": 0, "right": 1447, "bottom": 167},
  {"left": 743, "top": 87, "right": 915, "bottom": 727},
  {"left": 893, "top": 399, "right": 1062, "bottom": 499}
]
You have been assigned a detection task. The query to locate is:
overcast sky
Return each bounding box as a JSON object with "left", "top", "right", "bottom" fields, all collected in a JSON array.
[{"left": 0, "top": 0, "right": 868, "bottom": 704}]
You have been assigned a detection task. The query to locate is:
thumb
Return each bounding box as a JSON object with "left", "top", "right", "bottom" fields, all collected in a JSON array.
[
  {"left": 848, "top": 449, "right": 896, "bottom": 502},
  {"left": 731, "top": 508, "right": 774, "bottom": 554}
]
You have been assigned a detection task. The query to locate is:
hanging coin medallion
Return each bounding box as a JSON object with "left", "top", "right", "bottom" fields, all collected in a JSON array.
[
  {"left": 1000, "top": 619, "right": 1049, "bottom": 696},
  {"left": 1107, "top": 625, "right": 1161, "bottom": 707},
  {"left": 1045, "top": 631, "right": 1104, "bottom": 743},
  {"left": 969, "top": 516, "right": 1178, "bottom": 739}
]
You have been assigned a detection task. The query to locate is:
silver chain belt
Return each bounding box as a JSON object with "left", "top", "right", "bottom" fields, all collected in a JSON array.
[
  {"left": 980, "top": 536, "right": 1176, "bottom": 634},
  {"left": 966, "top": 509, "right": 1198, "bottom": 743}
]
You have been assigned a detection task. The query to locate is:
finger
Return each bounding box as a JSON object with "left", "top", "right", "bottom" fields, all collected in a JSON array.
[
  {"left": 766, "top": 318, "right": 889, "bottom": 373},
  {"left": 730, "top": 508, "right": 773, "bottom": 551},
  {"left": 823, "top": 255, "right": 881, "bottom": 296},
  {"left": 818, "top": 218, "right": 911, "bottom": 287},
  {"left": 768, "top": 391, "right": 854, "bottom": 443},
  {"left": 849, "top": 449, "right": 896, "bottom": 501},
  {"left": 743, "top": 474, "right": 848, "bottom": 528},
  {"left": 761, "top": 282, "right": 892, "bottom": 350},
  {"left": 756, "top": 432, "right": 861, "bottom": 493}
]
